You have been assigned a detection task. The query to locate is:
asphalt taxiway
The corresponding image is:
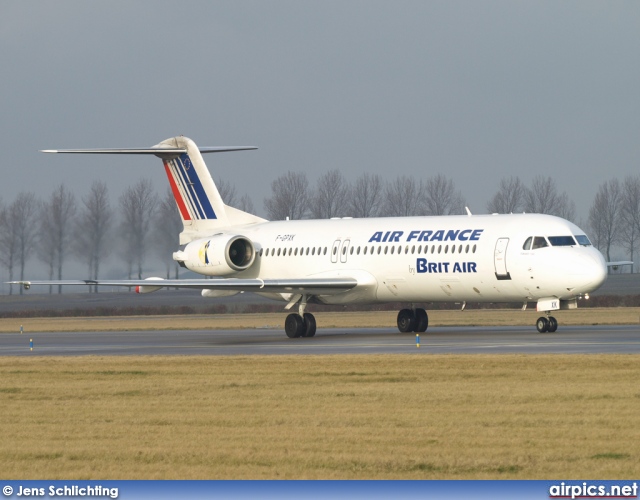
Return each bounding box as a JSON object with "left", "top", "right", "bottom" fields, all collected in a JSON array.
[{"left": 1, "top": 324, "right": 639, "bottom": 356}]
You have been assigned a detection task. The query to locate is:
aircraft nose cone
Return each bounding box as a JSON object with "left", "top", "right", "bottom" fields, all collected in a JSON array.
[{"left": 577, "top": 251, "right": 607, "bottom": 293}]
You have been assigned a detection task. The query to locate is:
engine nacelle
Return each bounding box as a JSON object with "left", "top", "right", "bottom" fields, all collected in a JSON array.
[{"left": 173, "top": 234, "right": 256, "bottom": 276}]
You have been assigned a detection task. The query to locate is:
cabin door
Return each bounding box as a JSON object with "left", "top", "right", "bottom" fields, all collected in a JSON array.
[{"left": 494, "top": 237, "right": 511, "bottom": 280}]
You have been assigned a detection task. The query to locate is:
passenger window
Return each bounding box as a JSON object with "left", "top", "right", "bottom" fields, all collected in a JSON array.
[
  {"left": 523, "top": 237, "right": 532, "bottom": 250},
  {"left": 390, "top": 246, "right": 395, "bottom": 255},
  {"left": 472, "top": 244, "right": 477, "bottom": 253},
  {"left": 532, "top": 237, "right": 548, "bottom": 249},
  {"left": 465, "top": 245, "right": 469, "bottom": 253}
]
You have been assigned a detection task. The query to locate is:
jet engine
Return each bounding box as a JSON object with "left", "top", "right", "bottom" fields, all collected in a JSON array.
[{"left": 173, "top": 234, "right": 256, "bottom": 276}]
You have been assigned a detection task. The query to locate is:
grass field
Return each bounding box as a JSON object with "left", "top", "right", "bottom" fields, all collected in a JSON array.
[
  {"left": 1, "top": 354, "right": 639, "bottom": 479},
  {"left": 1, "top": 307, "right": 640, "bottom": 333}
]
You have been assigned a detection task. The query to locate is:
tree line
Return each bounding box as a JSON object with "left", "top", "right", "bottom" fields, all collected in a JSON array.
[
  {"left": 0, "top": 181, "right": 182, "bottom": 295},
  {"left": 0, "top": 171, "right": 637, "bottom": 294}
]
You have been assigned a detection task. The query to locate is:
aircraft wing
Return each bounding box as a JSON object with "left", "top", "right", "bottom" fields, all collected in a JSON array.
[{"left": 9, "top": 277, "right": 358, "bottom": 295}]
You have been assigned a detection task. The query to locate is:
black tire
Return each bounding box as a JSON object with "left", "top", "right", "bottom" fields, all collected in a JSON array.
[
  {"left": 302, "top": 313, "right": 317, "bottom": 337},
  {"left": 415, "top": 308, "right": 429, "bottom": 332},
  {"left": 397, "top": 308, "right": 416, "bottom": 333},
  {"left": 548, "top": 316, "right": 558, "bottom": 333},
  {"left": 536, "top": 317, "right": 549, "bottom": 333},
  {"left": 285, "top": 313, "right": 304, "bottom": 338}
]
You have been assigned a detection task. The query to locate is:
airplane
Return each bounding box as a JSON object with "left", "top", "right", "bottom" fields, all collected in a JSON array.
[{"left": 12, "top": 135, "right": 609, "bottom": 336}]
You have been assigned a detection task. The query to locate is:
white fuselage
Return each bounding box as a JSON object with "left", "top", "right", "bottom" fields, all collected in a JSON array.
[{"left": 181, "top": 213, "right": 607, "bottom": 307}]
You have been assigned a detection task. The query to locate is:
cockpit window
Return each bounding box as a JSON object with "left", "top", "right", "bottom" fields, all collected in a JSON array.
[
  {"left": 575, "top": 235, "right": 592, "bottom": 246},
  {"left": 532, "top": 237, "right": 548, "bottom": 249},
  {"left": 548, "top": 236, "right": 576, "bottom": 247},
  {"left": 523, "top": 237, "right": 532, "bottom": 250}
]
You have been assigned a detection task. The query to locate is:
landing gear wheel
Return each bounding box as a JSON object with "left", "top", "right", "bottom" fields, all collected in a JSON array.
[
  {"left": 414, "top": 308, "right": 429, "bottom": 332},
  {"left": 548, "top": 316, "right": 558, "bottom": 333},
  {"left": 536, "top": 317, "right": 550, "bottom": 333},
  {"left": 302, "top": 313, "right": 316, "bottom": 337},
  {"left": 397, "top": 308, "right": 417, "bottom": 333},
  {"left": 285, "top": 313, "right": 304, "bottom": 338}
]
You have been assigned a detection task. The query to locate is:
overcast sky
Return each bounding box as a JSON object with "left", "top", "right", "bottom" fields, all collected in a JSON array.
[{"left": 2, "top": 1, "right": 639, "bottom": 225}]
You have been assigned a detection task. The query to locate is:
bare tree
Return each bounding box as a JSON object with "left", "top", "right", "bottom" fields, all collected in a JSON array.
[
  {"left": 119, "top": 179, "right": 158, "bottom": 279},
  {"left": 555, "top": 197, "right": 577, "bottom": 223},
  {"left": 40, "top": 186, "right": 77, "bottom": 293},
  {"left": 349, "top": 173, "right": 383, "bottom": 218},
  {"left": 74, "top": 181, "right": 113, "bottom": 292},
  {"left": 424, "top": 174, "right": 466, "bottom": 215},
  {"left": 37, "top": 202, "right": 57, "bottom": 294},
  {"left": 154, "top": 189, "right": 183, "bottom": 279},
  {"left": 264, "top": 171, "right": 309, "bottom": 220},
  {"left": 217, "top": 178, "right": 237, "bottom": 206},
  {"left": 588, "top": 179, "right": 622, "bottom": 264},
  {"left": 238, "top": 194, "right": 256, "bottom": 214},
  {"left": 0, "top": 200, "right": 17, "bottom": 295},
  {"left": 1, "top": 193, "right": 40, "bottom": 295},
  {"left": 382, "top": 176, "right": 426, "bottom": 217},
  {"left": 487, "top": 176, "right": 525, "bottom": 213},
  {"left": 620, "top": 175, "right": 640, "bottom": 270},
  {"left": 310, "top": 170, "right": 350, "bottom": 219}
]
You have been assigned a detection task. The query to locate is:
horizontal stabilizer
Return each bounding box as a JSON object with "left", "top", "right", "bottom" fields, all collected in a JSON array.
[{"left": 41, "top": 146, "right": 257, "bottom": 157}]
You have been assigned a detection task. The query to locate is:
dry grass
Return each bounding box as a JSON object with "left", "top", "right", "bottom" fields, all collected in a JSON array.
[
  {"left": 1, "top": 307, "right": 639, "bottom": 333},
  {"left": 1, "top": 355, "right": 639, "bottom": 479}
]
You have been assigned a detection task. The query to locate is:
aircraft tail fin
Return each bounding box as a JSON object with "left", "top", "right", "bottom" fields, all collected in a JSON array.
[
  {"left": 43, "top": 136, "right": 262, "bottom": 244},
  {"left": 159, "top": 136, "right": 262, "bottom": 242}
]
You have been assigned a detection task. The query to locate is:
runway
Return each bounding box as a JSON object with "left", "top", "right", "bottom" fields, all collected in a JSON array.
[{"left": 1, "top": 324, "right": 640, "bottom": 356}]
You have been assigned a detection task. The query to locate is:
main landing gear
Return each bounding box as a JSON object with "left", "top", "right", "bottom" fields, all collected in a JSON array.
[
  {"left": 284, "top": 294, "right": 316, "bottom": 338},
  {"left": 285, "top": 312, "right": 316, "bottom": 338},
  {"left": 536, "top": 315, "right": 558, "bottom": 333},
  {"left": 397, "top": 307, "right": 429, "bottom": 333}
]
